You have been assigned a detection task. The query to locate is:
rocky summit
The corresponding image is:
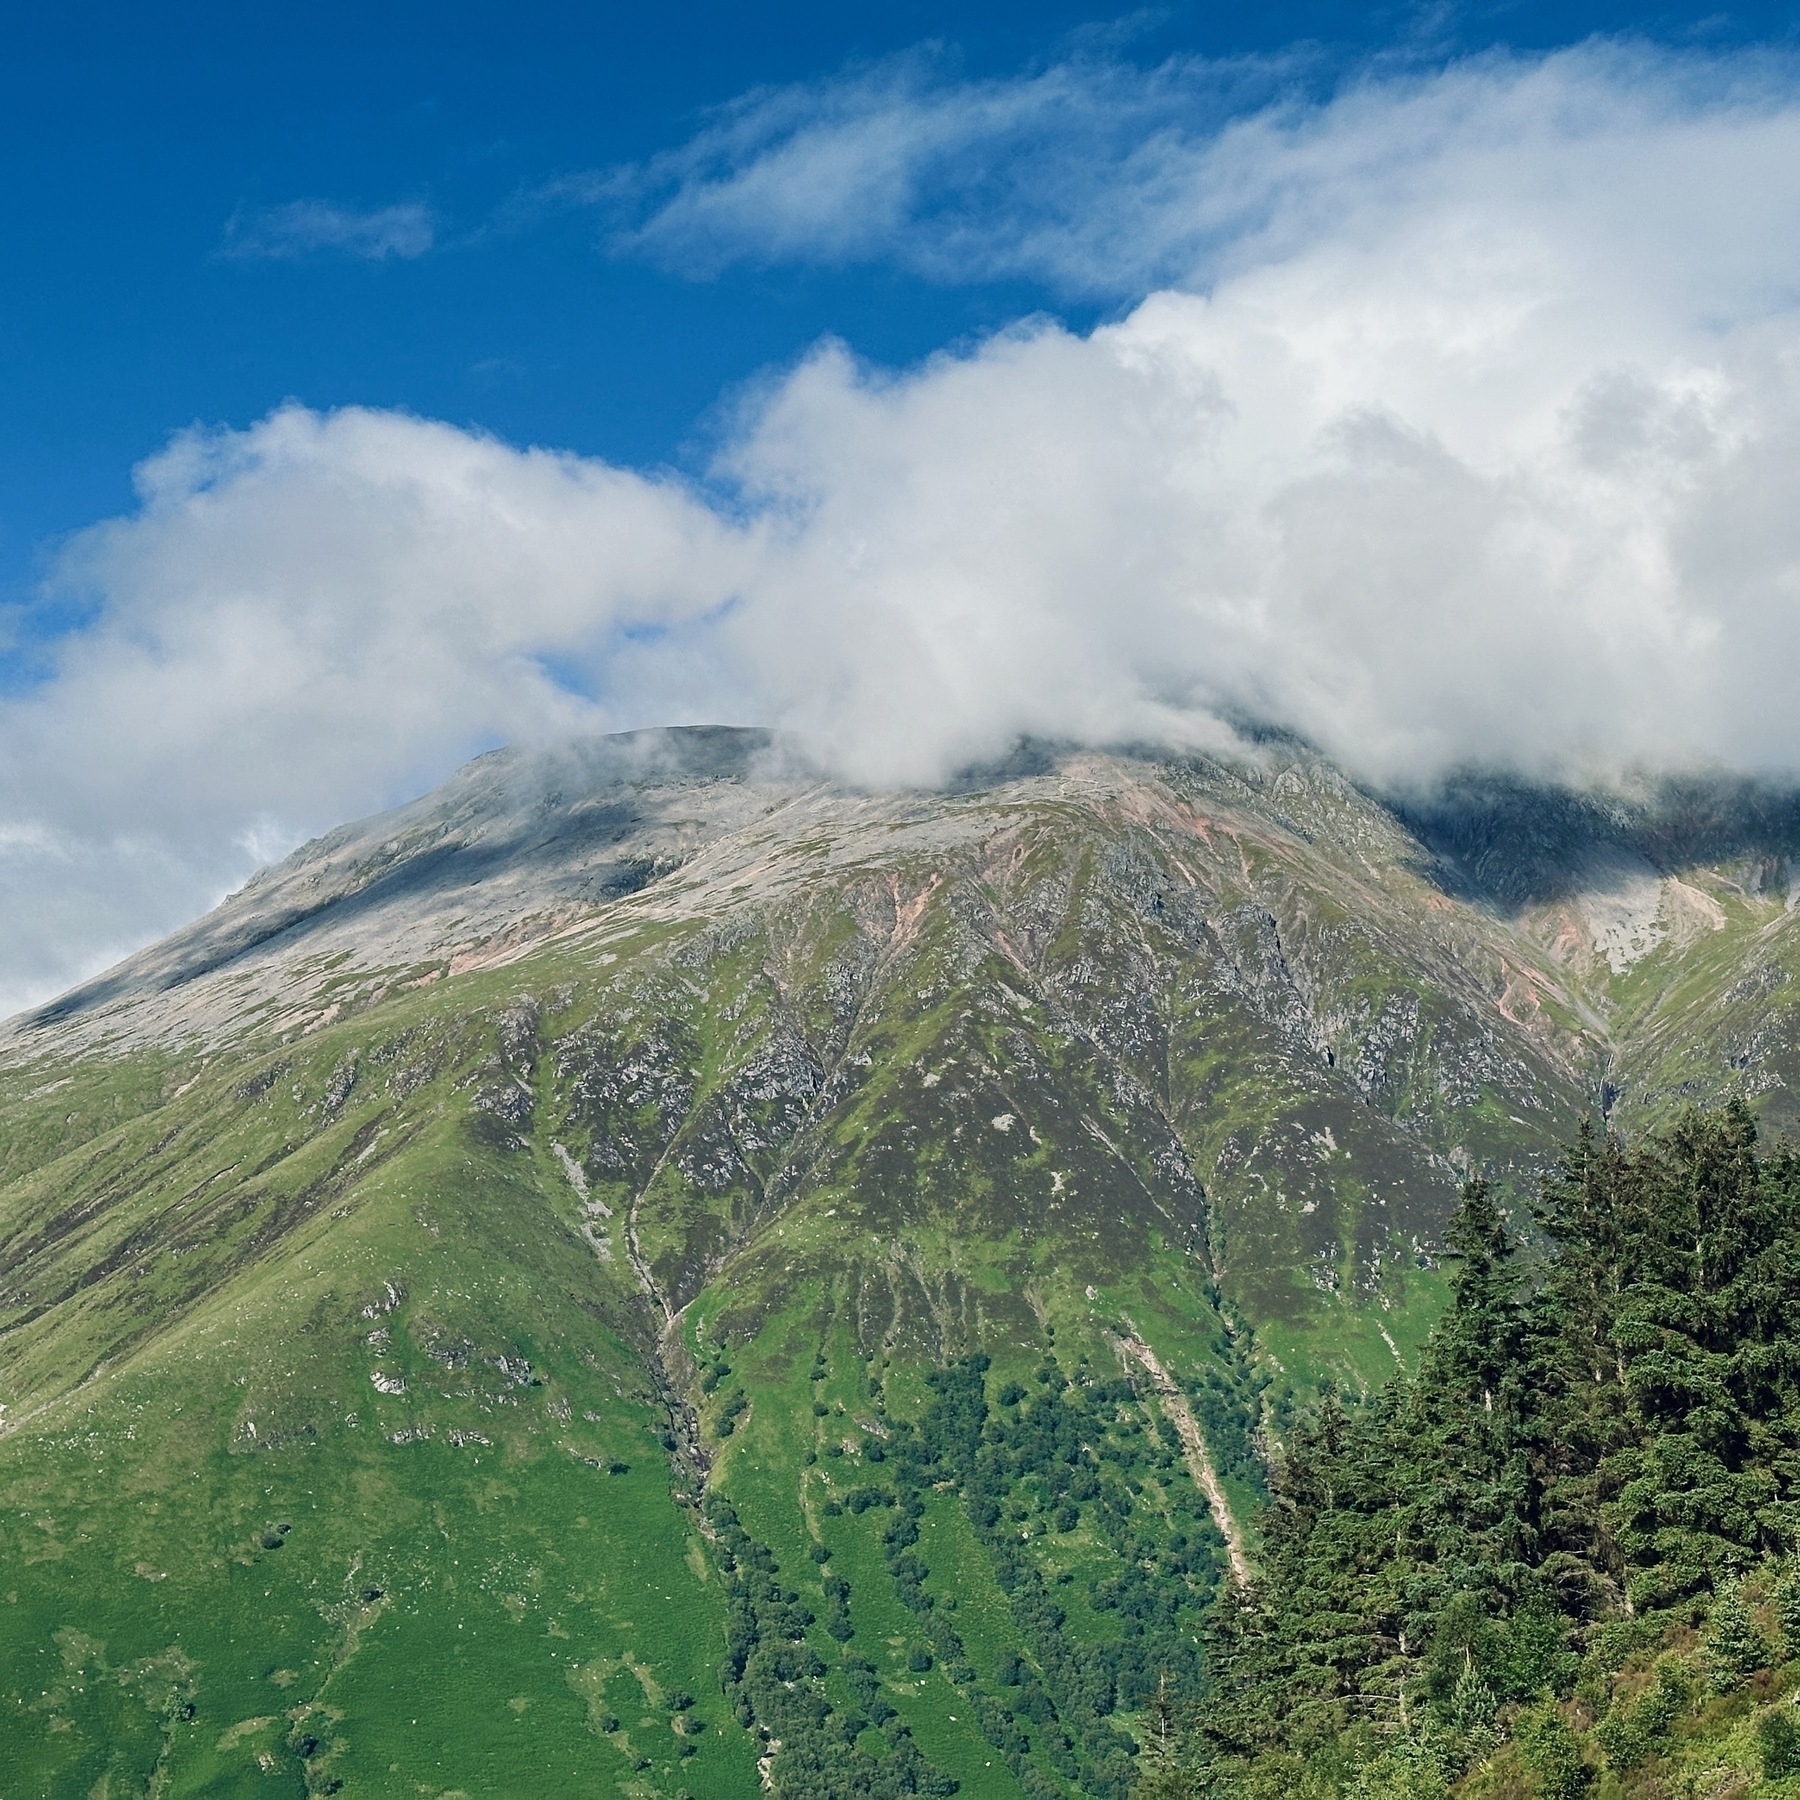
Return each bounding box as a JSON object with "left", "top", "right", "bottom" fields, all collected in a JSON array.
[{"left": 4, "top": 727, "right": 1800, "bottom": 1798}]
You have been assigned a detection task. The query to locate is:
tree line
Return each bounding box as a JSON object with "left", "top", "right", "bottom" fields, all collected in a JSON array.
[{"left": 1141, "top": 1101, "right": 1800, "bottom": 1797}]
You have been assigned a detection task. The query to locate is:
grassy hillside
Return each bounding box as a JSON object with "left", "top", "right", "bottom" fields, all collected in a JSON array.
[
  {"left": 6, "top": 736, "right": 1800, "bottom": 1796},
  {"left": 0, "top": 898, "right": 1257, "bottom": 1797}
]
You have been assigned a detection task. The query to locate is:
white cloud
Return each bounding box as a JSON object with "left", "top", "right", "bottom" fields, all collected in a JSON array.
[
  {"left": 222, "top": 200, "right": 436, "bottom": 261},
  {"left": 0, "top": 407, "right": 747, "bottom": 1011},
  {"left": 611, "top": 41, "right": 1800, "bottom": 304},
  {"left": 607, "top": 48, "right": 1286, "bottom": 292},
  {"left": 10, "top": 39, "right": 1800, "bottom": 1008}
]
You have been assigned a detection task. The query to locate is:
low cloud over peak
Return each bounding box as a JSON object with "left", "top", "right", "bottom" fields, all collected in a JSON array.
[{"left": 8, "top": 38, "right": 1800, "bottom": 1007}]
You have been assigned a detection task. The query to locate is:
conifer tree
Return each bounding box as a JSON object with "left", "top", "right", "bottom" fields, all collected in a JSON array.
[
  {"left": 1135, "top": 1675, "right": 1198, "bottom": 1800},
  {"left": 1429, "top": 1176, "right": 1523, "bottom": 1410},
  {"left": 1160, "top": 1104, "right": 1800, "bottom": 1797},
  {"left": 1772, "top": 1563, "right": 1800, "bottom": 1654},
  {"left": 1703, "top": 1577, "right": 1771, "bottom": 1692}
]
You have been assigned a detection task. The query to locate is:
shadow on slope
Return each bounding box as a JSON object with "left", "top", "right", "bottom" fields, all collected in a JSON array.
[
  {"left": 1398, "top": 770, "right": 1800, "bottom": 910},
  {"left": 18, "top": 726, "right": 784, "bottom": 1029}
]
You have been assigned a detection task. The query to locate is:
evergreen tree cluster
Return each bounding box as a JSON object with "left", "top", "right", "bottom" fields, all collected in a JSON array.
[
  {"left": 1158, "top": 1103, "right": 1800, "bottom": 1797},
  {"left": 903, "top": 1354, "right": 1223, "bottom": 1796},
  {"left": 708, "top": 1333, "right": 1231, "bottom": 1796},
  {"left": 707, "top": 1489, "right": 959, "bottom": 1797}
]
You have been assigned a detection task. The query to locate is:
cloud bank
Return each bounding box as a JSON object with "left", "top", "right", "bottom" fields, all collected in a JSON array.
[{"left": 11, "top": 39, "right": 1800, "bottom": 1007}]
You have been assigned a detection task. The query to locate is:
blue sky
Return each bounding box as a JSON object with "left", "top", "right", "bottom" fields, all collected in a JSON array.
[
  {"left": 5, "top": 0, "right": 1795, "bottom": 613},
  {"left": 6, "top": 0, "right": 1800, "bottom": 1008}
]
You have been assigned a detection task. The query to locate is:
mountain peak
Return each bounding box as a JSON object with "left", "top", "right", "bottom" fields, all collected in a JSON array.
[{"left": 8, "top": 729, "right": 1800, "bottom": 1794}]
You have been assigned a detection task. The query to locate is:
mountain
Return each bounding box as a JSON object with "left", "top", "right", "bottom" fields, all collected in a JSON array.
[{"left": 4, "top": 727, "right": 1800, "bottom": 1799}]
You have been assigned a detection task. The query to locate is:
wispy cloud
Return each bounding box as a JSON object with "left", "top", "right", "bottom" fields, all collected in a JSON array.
[
  {"left": 221, "top": 199, "right": 436, "bottom": 262},
  {"left": 595, "top": 41, "right": 1800, "bottom": 302},
  {"left": 589, "top": 47, "right": 1297, "bottom": 296}
]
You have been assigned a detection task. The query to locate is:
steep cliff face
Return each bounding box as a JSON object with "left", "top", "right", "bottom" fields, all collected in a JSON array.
[{"left": 3, "top": 730, "right": 1797, "bottom": 1797}]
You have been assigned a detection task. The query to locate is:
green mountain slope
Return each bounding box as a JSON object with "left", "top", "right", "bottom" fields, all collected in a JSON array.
[{"left": 3, "top": 730, "right": 1799, "bottom": 1797}]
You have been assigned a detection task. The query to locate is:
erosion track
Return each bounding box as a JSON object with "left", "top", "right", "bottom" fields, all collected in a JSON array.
[{"left": 1117, "top": 1330, "right": 1252, "bottom": 1585}]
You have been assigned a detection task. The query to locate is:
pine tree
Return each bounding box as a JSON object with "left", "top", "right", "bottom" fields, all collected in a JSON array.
[
  {"left": 1429, "top": 1176, "right": 1524, "bottom": 1409},
  {"left": 1167, "top": 1106, "right": 1800, "bottom": 1795},
  {"left": 1703, "top": 1577, "right": 1771, "bottom": 1692},
  {"left": 1135, "top": 1674, "right": 1198, "bottom": 1799},
  {"left": 1514, "top": 1708, "right": 1593, "bottom": 1800},
  {"left": 1347, "top": 1726, "right": 1451, "bottom": 1800},
  {"left": 1759, "top": 1708, "right": 1800, "bottom": 1780},
  {"left": 1772, "top": 1563, "right": 1800, "bottom": 1654}
]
